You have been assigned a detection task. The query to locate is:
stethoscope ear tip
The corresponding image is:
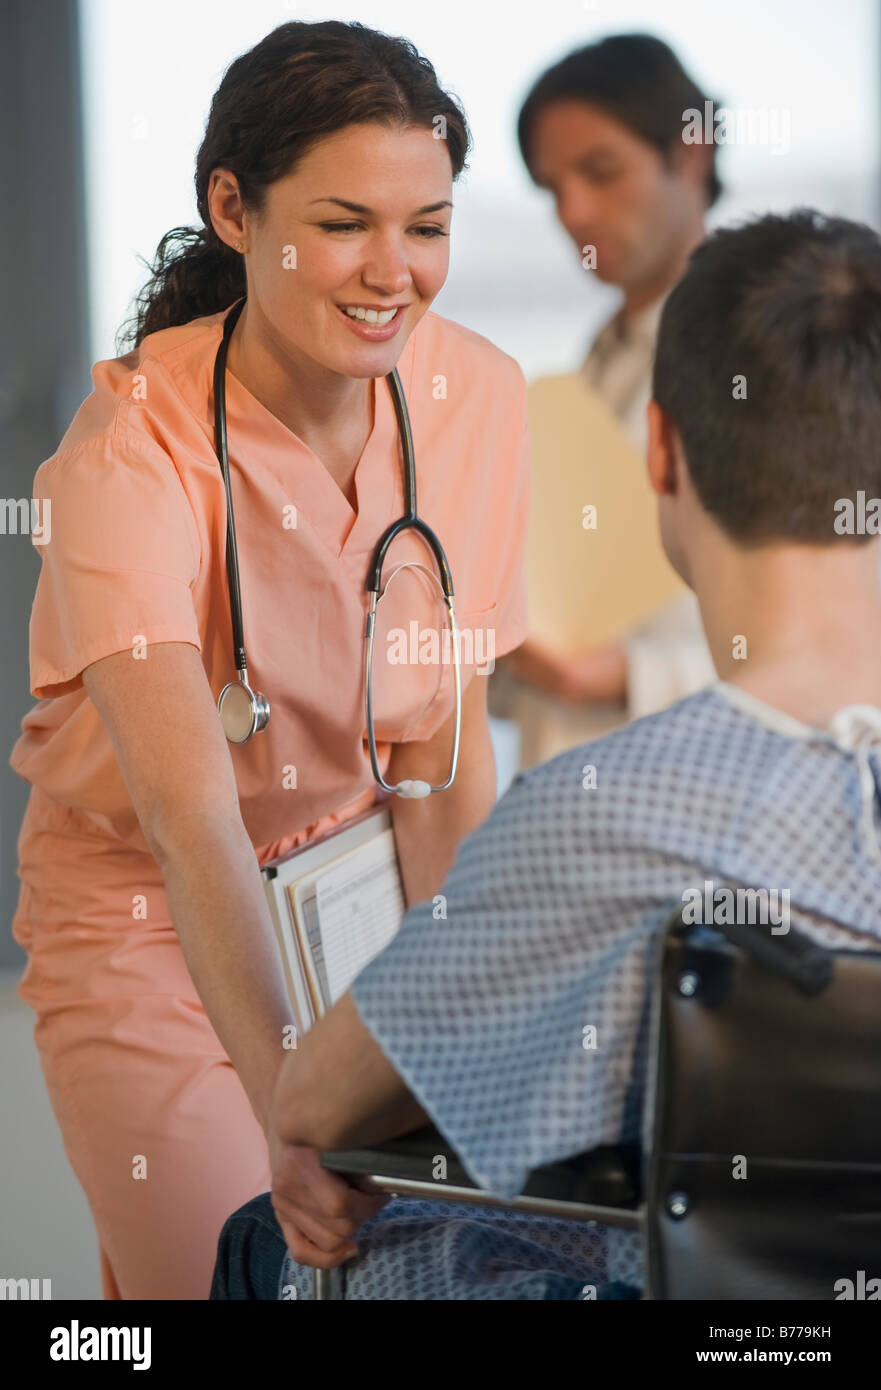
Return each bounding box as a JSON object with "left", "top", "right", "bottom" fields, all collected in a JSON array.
[{"left": 394, "top": 779, "right": 433, "bottom": 799}]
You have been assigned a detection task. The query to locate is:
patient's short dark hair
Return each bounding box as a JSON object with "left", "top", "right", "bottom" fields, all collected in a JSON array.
[{"left": 653, "top": 209, "right": 881, "bottom": 545}]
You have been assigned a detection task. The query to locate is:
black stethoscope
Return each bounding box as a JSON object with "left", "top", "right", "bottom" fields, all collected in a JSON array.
[{"left": 212, "top": 296, "right": 462, "bottom": 798}]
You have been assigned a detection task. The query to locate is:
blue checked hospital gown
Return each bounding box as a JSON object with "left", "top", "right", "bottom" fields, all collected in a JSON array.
[{"left": 278, "top": 681, "right": 881, "bottom": 1299}]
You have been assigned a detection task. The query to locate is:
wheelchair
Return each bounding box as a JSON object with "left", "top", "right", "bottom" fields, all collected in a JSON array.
[{"left": 315, "top": 905, "right": 881, "bottom": 1299}]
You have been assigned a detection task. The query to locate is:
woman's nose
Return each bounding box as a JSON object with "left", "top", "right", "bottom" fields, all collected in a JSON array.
[{"left": 360, "top": 236, "right": 413, "bottom": 294}]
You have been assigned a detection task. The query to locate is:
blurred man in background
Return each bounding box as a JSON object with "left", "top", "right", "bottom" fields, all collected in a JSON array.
[{"left": 492, "top": 35, "right": 718, "bottom": 761}]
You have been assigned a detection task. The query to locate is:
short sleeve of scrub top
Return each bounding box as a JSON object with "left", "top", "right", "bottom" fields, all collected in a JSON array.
[{"left": 26, "top": 434, "right": 203, "bottom": 700}]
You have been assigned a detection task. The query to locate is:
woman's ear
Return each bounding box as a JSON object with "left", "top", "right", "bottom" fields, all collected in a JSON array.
[{"left": 646, "top": 400, "right": 680, "bottom": 497}]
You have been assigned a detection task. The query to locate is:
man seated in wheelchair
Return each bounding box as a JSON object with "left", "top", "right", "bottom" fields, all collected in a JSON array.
[{"left": 211, "top": 209, "right": 881, "bottom": 1300}]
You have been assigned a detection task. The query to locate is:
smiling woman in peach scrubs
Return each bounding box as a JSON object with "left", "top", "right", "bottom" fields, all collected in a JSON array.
[{"left": 8, "top": 20, "right": 529, "bottom": 1300}]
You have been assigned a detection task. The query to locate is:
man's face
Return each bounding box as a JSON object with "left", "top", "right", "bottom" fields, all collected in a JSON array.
[{"left": 526, "top": 99, "right": 700, "bottom": 295}]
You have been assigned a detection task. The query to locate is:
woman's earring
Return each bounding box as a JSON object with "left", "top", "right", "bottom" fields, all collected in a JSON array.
[{"left": 236, "top": 241, "right": 245, "bottom": 253}]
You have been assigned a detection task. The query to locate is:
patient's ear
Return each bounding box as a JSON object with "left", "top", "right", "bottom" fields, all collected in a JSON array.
[{"left": 646, "top": 400, "right": 680, "bottom": 497}]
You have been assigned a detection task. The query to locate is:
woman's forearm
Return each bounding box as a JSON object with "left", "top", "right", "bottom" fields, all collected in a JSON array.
[{"left": 153, "top": 814, "right": 295, "bottom": 1134}]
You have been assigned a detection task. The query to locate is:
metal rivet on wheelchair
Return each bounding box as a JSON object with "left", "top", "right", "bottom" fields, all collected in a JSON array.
[
  {"left": 678, "top": 971, "right": 700, "bottom": 997},
  {"left": 667, "top": 1191, "right": 690, "bottom": 1219}
]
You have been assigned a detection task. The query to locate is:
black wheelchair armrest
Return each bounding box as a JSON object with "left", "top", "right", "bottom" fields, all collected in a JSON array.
[{"left": 321, "top": 1124, "right": 641, "bottom": 1211}]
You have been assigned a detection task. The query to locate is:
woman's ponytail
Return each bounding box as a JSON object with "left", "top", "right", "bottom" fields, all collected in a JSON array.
[{"left": 117, "top": 225, "right": 245, "bottom": 353}]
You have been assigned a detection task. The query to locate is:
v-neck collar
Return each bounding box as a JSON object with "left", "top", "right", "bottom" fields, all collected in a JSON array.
[{"left": 213, "top": 300, "right": 415, "bottom": 560}]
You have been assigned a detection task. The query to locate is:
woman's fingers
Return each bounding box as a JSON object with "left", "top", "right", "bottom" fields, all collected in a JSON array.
[
  {"left": 271, "top": 1144, "right": 354, "bottom": 1232},
  {"left": 271, "top": 1167, "right": 367, "bottom": 1241},
  {"left": 302, "top": 1158, "right": 391, "bottom": 1225},
  {"left": 274, "top": 1142, "right": 388, "bottom": 1229},
  {"left": 272, "top": 1183, "right": 356, "bottom": 1240},
  {"left": 275, "top": 1196, "right": 359, "bottom": 1257},
  {"left": 277, "top": 1211, "right": 356, "bottom": 1270},
  {"left": 271, "top": 1181, "right": 385, "bottom": 1265},
  {"left": 270, "top": 1140, "right": 391, "bottom": 1274},
  {"left": 272, "top": 1184, "right": 356, "bottom": 1246}
]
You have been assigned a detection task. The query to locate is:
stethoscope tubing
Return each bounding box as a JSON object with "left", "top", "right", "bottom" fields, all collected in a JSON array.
[{"left": 213, "top": 295, "right": 462, "bottom": 796}]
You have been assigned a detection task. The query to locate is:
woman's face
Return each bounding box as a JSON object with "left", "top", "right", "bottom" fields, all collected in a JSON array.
[{"left": 242, "top": 122, "right": 454, "bottom": 379}]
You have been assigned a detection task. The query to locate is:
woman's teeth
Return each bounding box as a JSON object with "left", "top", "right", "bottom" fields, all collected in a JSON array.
[{"left": 342, "top": 306, "right": 399, "bottom": 325}]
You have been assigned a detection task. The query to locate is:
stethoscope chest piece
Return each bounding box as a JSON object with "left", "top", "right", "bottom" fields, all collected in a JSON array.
[{"left": 218, "top": 672, "right": 270, "bottom": 744}]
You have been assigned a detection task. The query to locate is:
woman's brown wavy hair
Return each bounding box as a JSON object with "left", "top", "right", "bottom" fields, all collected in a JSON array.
[{"left": 116, "top": 20, "right": 471, "bottom": 352}]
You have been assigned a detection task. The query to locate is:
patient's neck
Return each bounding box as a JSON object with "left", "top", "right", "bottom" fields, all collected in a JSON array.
[{"left": 692, "top": 534, "right": 881, "bottom": 729}]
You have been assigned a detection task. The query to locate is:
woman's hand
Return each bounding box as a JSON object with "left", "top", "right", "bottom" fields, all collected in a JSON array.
[{"left": 268, "top": 1121, "right": 390, "bottom": 1270}]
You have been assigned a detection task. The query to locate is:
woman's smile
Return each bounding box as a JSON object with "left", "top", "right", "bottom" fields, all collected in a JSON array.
[{"left": 334, "top": 301, "right": 410, "bottom": 341}]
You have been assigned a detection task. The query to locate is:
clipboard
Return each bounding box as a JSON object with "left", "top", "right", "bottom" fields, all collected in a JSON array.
[
  {"left": 524, "top": 372, "right": 686, "bottom": 653},
  {"left": 260, "top": 805, "right": 405, "bottom": 1038}
]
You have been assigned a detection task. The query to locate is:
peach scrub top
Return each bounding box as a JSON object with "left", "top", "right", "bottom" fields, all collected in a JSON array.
[{"left": 9, "top": 300, "right": 530, "bottom": 865}]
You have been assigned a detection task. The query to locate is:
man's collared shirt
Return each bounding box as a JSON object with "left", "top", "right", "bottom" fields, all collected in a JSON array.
[{"left": 580, "top": 295, "right": 668, "bottom": 454}]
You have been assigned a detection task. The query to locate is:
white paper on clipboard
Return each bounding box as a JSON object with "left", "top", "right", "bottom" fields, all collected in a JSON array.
[{"left": 315, "top": 828, "right": 405, "bottom": 1005}]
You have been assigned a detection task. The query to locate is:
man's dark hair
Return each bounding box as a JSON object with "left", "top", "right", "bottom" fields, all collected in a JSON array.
[
  {"left": 653, "top": 208, "right": 881, "bottom": 545},
  {"left": 517, "top": 32, "right": 722, "bottom": 207}
]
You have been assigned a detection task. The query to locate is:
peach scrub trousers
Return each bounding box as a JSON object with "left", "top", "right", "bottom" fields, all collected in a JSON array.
[{"left": 9, "top": 298, "right": 531, "bottom": 1299}]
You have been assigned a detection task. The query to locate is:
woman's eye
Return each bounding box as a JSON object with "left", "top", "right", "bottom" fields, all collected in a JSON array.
[{"left": 318, "top": 222, "right": 448, "bottom": 237}]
